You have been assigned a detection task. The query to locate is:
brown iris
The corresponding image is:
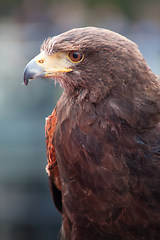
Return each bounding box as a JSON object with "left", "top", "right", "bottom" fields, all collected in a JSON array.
[{"left": 68, "top": 50, "right": 84, "bottom": 63}]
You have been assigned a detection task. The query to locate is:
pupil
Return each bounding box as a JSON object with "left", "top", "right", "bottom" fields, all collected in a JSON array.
[{"left": 73, "top": 52, "right": 78, "bottom": 59}]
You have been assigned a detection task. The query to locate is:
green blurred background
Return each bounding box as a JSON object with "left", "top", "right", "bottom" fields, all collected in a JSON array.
[{"left": 0, "top": 0, "right": 160, "bottom": 239}]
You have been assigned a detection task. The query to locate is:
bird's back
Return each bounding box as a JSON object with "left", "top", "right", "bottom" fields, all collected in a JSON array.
[{"left": 53, "top": 91, "right": 160, "bottom": 240}]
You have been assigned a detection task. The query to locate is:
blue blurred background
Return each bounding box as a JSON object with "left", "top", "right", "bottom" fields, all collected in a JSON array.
[{"left": 0, "top": 0, "right": 160, "bottom": 239}]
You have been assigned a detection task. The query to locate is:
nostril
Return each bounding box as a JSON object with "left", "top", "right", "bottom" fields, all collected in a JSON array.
[{"left": 39, "top": 59, "right": 44, "bottom": 63}]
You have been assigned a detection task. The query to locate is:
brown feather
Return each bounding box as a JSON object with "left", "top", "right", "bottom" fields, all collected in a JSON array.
[
  {"left": 45, "top": 108, "right": 61, "bottom": 191},
  {"left": 26, "top": 27, "right": 160, "bottom": 239},
  {"left": 45, "top": 108, "right": 62, "bottom": 212}
]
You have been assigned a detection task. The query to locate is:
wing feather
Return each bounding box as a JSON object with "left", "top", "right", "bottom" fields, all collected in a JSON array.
[{"left": 45, "top": 109, "right": 62, "bottom": 212}]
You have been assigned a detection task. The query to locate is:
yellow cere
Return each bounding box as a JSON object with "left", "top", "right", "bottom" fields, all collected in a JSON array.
[{"left": 34, "top": 51, "right": 73, "bottom": 76}]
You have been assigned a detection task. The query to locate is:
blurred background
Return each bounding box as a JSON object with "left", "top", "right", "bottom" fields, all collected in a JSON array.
[{"left": 0, "top": 0, "right": 160, "bottom": 239}]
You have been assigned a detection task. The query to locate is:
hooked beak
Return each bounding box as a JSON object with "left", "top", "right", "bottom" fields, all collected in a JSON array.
[
  {"left": 23, "top": 51, "right": 73, "bottom": 86},
  {"left": 23, "top": 58, "right": 45, "bottom": 86}
]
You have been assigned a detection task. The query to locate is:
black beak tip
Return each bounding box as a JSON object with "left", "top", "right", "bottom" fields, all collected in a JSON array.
[
  {"left": 23, "top": 68, "right": 29, "bottom": 86},
  {"left": 23, "top": 58, "right": 45, "bottom": 86}
]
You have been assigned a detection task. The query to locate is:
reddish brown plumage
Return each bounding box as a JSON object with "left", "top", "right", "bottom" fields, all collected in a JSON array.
[
  {"left": 24, "top": 27, "right": 160, "bottom": 240},
  {"left": 45, "top": 108, "right": 62, "bottom": 212},
  {"left": 45, "top": 108, "right": 61, "bottom": 191}
]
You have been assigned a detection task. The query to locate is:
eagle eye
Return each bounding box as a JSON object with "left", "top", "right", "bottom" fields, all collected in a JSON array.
[{"left": 68, "top": 50, "right": 84, "bottom": 63}]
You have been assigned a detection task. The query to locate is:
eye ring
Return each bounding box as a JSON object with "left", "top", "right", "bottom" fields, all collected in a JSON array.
[{"left": 67, "top": 50, "right": 84, "bottom": 63}]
